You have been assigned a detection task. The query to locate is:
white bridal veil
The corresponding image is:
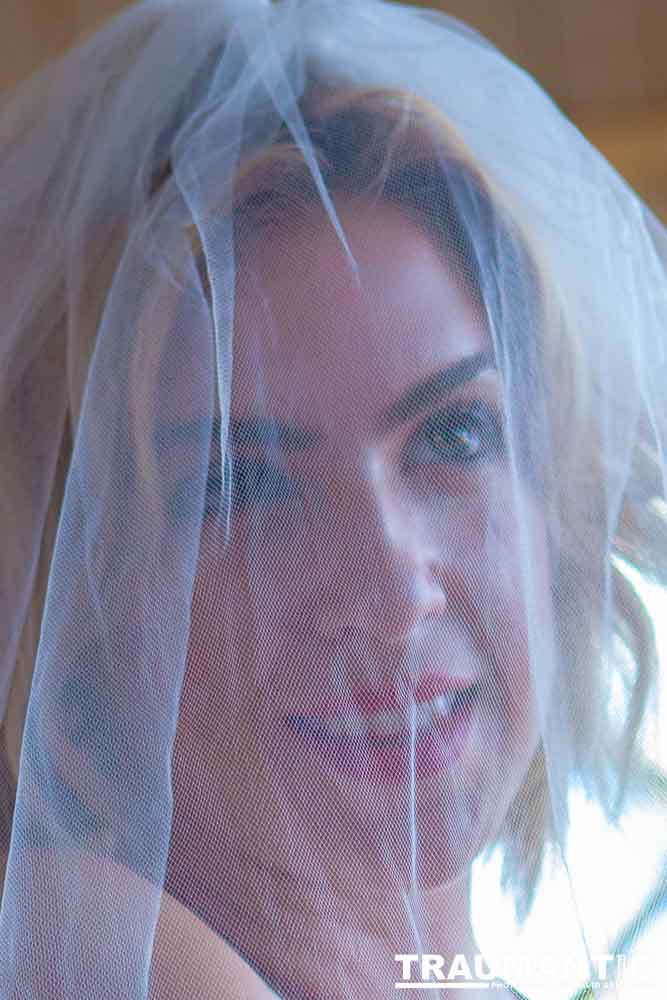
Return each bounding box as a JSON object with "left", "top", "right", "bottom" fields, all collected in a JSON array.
[{"left": 0, "top": 1, "right": 666, "bottom": 997}]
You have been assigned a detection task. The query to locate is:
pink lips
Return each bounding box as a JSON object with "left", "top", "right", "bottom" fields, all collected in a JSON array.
[
  {"left": 288, "top": 673, "right": 477, "bottom": 719},
  {"left": 284, "top": 674, "right": 480, "bottom": 784}
]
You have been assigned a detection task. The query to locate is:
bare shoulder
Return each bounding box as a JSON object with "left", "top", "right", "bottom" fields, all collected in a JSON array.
[
  {"left": 1, "top": 847, "right": 278, "bottom": 1000},
  {"left": 150, "top": 872, "right": 279, "bottom": 999}
]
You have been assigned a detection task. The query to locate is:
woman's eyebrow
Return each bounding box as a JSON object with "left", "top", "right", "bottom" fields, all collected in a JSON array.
[
  {"left": 229, "top": 350, "right": 496, "bottom": 449},
  {"left": 156, "top": 350, "right": 496, "bottom": 451},
  {"left": 374, "top": 349, "right": 496, "bottom": 435}
]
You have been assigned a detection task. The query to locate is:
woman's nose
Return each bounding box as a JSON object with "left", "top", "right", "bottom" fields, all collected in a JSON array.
[{"left": 311, "top": 474, "right": 448, "bottom": 647}]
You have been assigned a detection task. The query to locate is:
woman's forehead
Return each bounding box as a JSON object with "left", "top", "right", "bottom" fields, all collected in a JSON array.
[
  {"left": 229, "top": 199, "right": 491, "bottom": 426},
  {"left": 154, "top": 200, "right": 494, "bottom": 441}
]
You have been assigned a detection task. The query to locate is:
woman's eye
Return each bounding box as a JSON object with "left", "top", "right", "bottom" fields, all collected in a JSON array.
[
  {"left": 199, "top": 404, "right": 505, "bottom": 520},
  {"left": 206, "top": 456, "right": 299, "bottom": 514},
  {"left": 405, "top": 401, "right": 506, "bottom": 468}
]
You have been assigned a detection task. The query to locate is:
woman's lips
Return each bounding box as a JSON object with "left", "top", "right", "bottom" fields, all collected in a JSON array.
[
  {"left": 284, "top": 676, "right": 480, "bottom": 783},
  {"left": 286, "top": 673, "right": 478, "bottom": 719}
]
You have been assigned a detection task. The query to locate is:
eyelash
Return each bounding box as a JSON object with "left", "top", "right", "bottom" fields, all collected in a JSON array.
[
  {"left": 205, "top": 401, "right": 506, "bottom": 515},
  {"left": 402, "top": 400, "right": 506, "bottom": 471}
]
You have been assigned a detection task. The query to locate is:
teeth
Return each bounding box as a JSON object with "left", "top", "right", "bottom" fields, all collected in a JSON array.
[{"left": 290, "top": 692, "right": 466, "bottom": 742}]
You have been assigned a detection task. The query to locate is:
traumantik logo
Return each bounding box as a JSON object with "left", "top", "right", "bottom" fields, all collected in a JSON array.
[
  {"left": 394, "top": 952, "right": 650, "bottom": 991},
  {"left": 395, "top": 952, "right": 502, "bottom": 990}
]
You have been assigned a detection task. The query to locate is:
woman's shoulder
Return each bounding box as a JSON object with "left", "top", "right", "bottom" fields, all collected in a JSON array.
[
  {"left": 151, "top": 871, "right": 279, "bottom": 999},
  {"left": 1, "top": 848, "right": 278, "bottom": 999}
]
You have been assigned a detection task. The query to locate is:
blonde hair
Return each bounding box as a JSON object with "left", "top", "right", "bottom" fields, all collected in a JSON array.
[{"left": 1, "top": 83, "right": 664, "bottom": 925}]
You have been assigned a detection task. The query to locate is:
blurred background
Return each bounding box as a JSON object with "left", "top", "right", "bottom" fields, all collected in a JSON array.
[{"left": 3, "top": 0, "right": 667, "bottom": 220}]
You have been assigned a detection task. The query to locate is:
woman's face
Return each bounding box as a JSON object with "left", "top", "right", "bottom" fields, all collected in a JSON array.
[{"left": 169, "top": 197, "right": 553, "bottom": 904}]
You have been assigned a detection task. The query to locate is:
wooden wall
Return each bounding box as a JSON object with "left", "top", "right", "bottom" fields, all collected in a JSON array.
[
  {"left": 3, "top": 0, "right": 667, "bottom": 219},
  {"left": 1, "top": 0, "right": 126, "bottom": 92},
  {"left": 429, "top": 0, "right": 667, "bottom": 220}
]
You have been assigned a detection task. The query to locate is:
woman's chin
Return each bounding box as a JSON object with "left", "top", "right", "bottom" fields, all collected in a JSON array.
[{"left": 340, "top": 818, "right": 483, "bottom": 894}]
